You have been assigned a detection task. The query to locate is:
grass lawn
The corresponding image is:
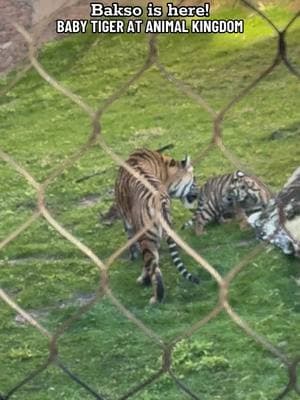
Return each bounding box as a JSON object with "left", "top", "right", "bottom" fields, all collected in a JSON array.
[{"left": 0, "top": 3, "right": 299, "bottom": 400}]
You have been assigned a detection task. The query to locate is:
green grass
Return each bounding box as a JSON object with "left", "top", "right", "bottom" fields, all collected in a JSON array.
[{"left": 0, "top": 4, "right": 300, "bottom": 400}]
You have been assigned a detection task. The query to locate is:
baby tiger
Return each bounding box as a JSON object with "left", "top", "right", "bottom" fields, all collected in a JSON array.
[
  {"left": 115, "top": 148, "right": 199, "bottom": 304},
  {"left": 183, "top": 170, "right": 271, "bottom": 235}
]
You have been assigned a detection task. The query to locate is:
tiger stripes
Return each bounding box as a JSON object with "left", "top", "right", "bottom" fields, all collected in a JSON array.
[
  {"left": 115, "top": 148, "right": 199, "bottom": 304},
  {"left": 183, "top": 170, "right": 272, "bottom": 236}
]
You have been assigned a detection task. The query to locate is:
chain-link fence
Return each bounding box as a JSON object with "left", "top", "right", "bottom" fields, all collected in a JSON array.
[{"left": 0, "top": 1, "right": 299, "bottom": 399}]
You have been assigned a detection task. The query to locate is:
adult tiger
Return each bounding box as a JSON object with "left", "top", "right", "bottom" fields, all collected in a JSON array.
[
  {"left": 115, "top": 148, "right": 199, "bottom": 304},
  {"left": 183, "top": 170, "right": 272, "bottom": 235}
]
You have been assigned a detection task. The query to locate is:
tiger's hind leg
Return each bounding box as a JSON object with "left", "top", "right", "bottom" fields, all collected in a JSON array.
[
  {"left": 194, "top": 212, "right": 207, "bottom": 236},
  {"left": 124, "top": 221, "right": 140, "bottom": 260},
  {"left": 139, "top": 238, "right": 164, "bottom": 304}
]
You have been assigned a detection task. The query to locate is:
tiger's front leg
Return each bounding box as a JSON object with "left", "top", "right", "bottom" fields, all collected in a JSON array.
[
  {"left": 235, "top": 207, "right": 251, "bottom": 231},
  {"left": 217, "top": 215, "right": 233, "bottom": 224},
  {"left": 194, "top": 210, "right": 207, "bottom": 236},
  {"left": 181, "top": 218, "right": 194, "bottom": 230},
  {"left": 181, "top": 213, "right": 205, "bottom": 234},
  {"left": 138, "top": 238, "right": 164, "bottom": 304},
  {"left": 194, "top": 219, "right": 205, "bottom": 236},
  {"left": 194, "top": 205, "right": 211, "bottom": 236}
]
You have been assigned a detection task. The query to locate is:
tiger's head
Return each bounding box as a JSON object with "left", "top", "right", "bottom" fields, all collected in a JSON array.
[
  {"left": 163, "top": 154, "right": 194, "bottom": 201},
  {"left": 229, "top": 170, "right": 264, "bottom": 208}
]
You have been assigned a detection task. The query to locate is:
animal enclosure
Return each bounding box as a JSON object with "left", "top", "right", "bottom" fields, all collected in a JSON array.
[{"left": 0, "top": 1, "right": 299, "bottom": 399}]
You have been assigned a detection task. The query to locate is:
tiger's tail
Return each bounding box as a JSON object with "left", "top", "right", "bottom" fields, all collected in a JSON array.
[{"left": 166, "top": 236, "right": 200, "bottom": 284}]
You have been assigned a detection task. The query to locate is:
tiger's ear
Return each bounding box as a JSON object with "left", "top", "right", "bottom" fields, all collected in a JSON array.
[
  {"left": 181, "top": 155, "right": 191, "bottom": 168},
  {"left": 233, "top": 170, "right": 245, "bottom": 181}
]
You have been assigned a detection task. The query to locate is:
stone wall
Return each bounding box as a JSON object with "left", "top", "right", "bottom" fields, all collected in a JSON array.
[
  {"left": 0, "top": 0, "right": 33, "bottom": 74},
  {"left": 0, "top": 0, "right": 94, "bottom": 74}
]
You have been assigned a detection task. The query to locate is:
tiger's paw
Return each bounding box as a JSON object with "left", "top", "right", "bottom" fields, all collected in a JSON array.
[
  {"left": 239, "top": 220, "right": 251, "bottom": 231},
  {"left": 149, "top": 296, "right": 164, "bottom": 305},
  {"left": 181, "top": 221, "right": 193, "bottom": 230},
  {"left": 137, "top": 275, "right": 151, "bottom": 286},
  {"left": 149, "top": 296, "right": 157, "bottom": 305},
  {"left": 195, "top": 226, "right": 205, "bottom": 236}
]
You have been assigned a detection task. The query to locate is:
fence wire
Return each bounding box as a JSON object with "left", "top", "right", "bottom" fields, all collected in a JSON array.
[{"left": 0, "top": 1, "right": 299, "bottom": 399}]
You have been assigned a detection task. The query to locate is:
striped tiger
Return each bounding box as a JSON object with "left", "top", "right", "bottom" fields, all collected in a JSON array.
[
  {"left": 115, "top": 148, "right": 199, "bottom": 304},
  {"left": 183, "top": 170, "right": 272, "bottom": 235}
]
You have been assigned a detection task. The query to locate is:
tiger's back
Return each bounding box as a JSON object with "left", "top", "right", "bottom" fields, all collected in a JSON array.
[{"left": 116, "top": 149, "right": 168, "bottom": 235}]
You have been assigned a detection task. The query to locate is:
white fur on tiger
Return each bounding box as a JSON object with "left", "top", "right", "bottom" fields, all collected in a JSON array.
[{"left": 248, "top": 167, "right": 300, "bottom": 257}]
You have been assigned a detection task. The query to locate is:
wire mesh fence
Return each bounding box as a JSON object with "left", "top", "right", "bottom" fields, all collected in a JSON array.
[{"left": 0, "top": 0, "right": 299, "bottom": 399}]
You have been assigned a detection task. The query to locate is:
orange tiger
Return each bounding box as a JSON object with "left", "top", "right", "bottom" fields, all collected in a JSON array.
[{"left": 115, "top": 148, "right": 199, "bottom": 304}]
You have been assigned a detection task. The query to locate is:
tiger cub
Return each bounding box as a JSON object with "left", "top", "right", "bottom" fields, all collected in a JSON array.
[
  {"left": 115, "top": 148, "right": 199, "bottom": 304},
  {"left": 183, "top": 170, "right": 272, "bottom": 235}
]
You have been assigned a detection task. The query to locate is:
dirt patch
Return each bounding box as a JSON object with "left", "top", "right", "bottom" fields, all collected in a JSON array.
[
  {"left": 78, "top": 194, "right": 102, "bottom": 208},
  {"left": 14, "top": 292, "right": 96, "bottom": 326},
  {"left": 0, "top": 0, "right": 33, "bottom": 74}
]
